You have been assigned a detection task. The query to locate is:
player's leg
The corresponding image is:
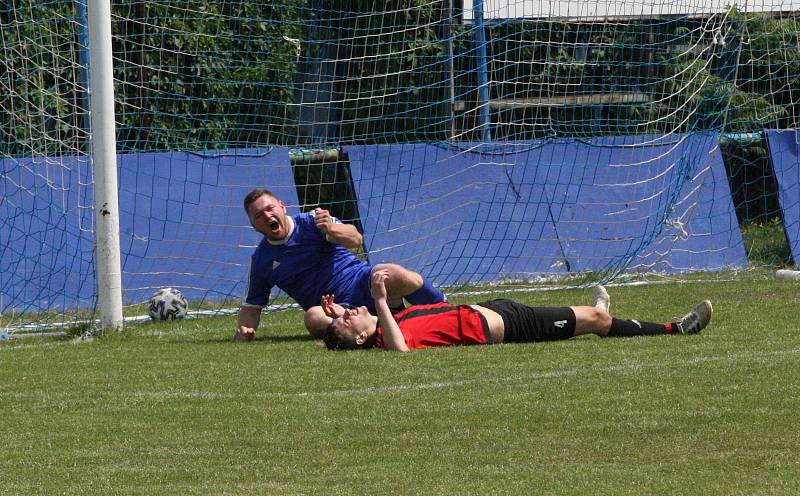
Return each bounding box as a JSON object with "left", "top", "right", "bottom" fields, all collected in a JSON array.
[
  {"left": 503, "top": 303, "right": 682, "bottom": 339},
  {"left": 477, "top": 293, "right": 712, "bottom": 343},
  {"left": 304, "top": 306, "right": 332, "bottom": 339},
  {"left": 571, "top": 285, "right": 612, "bottom": 335},
  {"left": 476, "top": 299, "right": 575, "bottom": 343},
  {"left": 372, "top": 263, "right": 446, "bottom": 307},
  {"left": 591, "top": 299, "right": 713, "bottom": 337},
  {"left": 572, "top": 306, "right": 612, "bottom": 336}
]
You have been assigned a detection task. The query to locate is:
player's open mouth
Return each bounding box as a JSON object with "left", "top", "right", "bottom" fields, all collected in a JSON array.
[{"left": 269, "top": 220, "right": 279, "bottom": 231}]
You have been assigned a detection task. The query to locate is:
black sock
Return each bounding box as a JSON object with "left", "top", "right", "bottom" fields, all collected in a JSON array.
[{"left": 606, "top": 318, "right": 667, "bottom": 337}]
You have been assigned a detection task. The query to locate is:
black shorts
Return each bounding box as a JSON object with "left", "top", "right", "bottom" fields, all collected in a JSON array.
[{"left": 476, "top": 299, "right": 575, "bottom": 343}]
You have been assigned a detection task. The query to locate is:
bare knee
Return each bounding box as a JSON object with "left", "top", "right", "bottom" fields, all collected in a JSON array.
[
  {"left": 373, "top": 263, "right": 423, "bottom": 293},
  {"left": 572, "top": 306, "right": 612, "bottom": 336}
]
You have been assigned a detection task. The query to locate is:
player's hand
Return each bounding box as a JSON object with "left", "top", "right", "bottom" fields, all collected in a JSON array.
[
  {"left": 314, "top": 208, "right": 333, "bottom": 234},
  {"left": 370, "top": 269, "right": 390, "bottom": 301},
  {"left": 232, "top": 327, "right": 255, "bottom": 342},
  {"left": 321, "top": 294, "right": 345, "bottom": 318}
]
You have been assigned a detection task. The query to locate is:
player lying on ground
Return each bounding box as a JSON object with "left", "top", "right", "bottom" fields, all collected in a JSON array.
[
  {"left": 234, "top": 188, "right": 446, "bottom": 341},
  {"left": 322, "top": 270, "right": 713, "bottom": 351}
]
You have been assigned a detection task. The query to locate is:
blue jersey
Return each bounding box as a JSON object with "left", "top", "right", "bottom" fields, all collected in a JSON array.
[{"left": 243, "top": 212, "right": 371, "bottom": 310}]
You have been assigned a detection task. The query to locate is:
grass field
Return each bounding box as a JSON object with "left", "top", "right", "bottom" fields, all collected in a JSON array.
[{"left": 1, "top": 269, "right": 799, "bottom": 495}]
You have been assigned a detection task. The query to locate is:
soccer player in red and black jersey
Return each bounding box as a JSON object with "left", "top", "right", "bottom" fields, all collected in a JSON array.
[{"left": 322, "top": 269, "right": 713, "bottom": 352}]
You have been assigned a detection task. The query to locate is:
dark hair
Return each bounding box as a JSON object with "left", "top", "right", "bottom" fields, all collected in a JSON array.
[
  {"left": 323, "top": 324, "right": 378, "bottom": 351},
  {"left": 243, "top": 188, "right": 277, "bottom": 213},
  {"left": 323, "top": 328, "right": 357, "bottom": 351}
]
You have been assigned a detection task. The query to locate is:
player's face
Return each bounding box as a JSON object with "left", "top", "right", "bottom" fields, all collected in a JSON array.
[
  {"left": 334, "top": 306, "right": 374, "bottom": 347},
  {"left": 248, "top": 194, "right": 288, "bottom": 241}
]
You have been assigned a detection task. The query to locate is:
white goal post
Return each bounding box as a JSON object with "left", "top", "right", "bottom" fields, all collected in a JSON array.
[{"left": 88, "top": 0, "right": 123, "bottom": 332}]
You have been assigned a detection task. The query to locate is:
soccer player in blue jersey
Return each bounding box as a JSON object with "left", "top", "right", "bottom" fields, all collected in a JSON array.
[{"left": 234, "top": 188, "right": 446, "bottom": 341}]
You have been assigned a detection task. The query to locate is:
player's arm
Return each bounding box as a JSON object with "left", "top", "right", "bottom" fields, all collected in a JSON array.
[
  {"left": 302, "top": 295, "right": 348, "bottom": 339},
  {"left": 235, "top": 259, "right": 269, "bottom": 342},
  {"left": 321, "top": 294, "right": 346, "bottom": 319},
  {"left": 234, "top": 305, "right": 261, "bottom": 342},
  {"left": 371, "top": 269, "right": 410, "bottom": 352},
  {"left": 314, "top": 207, "right": 362, "bottom": 250}
]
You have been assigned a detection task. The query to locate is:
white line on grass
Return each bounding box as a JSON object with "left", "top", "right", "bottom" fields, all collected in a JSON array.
[{"left": 131, "top": 347, "right": 800, "bottom": 401}]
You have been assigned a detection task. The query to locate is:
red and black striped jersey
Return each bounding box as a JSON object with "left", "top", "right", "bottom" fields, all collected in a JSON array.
[{"left": 376, "top": 302, "right": 491, "bottom": 349}]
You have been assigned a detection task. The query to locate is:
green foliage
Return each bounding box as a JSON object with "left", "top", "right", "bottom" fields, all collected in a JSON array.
[
  {"left": 740, "top": 217, "right": 792, "bottom": 266},
  {"left": 4, "top": 5, "right": 800, "bottom": 240},
  {"left": 640, "top": 11, "right": 792, "bottom": 135},
  {"left": 1, "top": 0, "right": 302, "bottom": 156},
  {"left": 722, "top": 137, "right": 782, "bottom": 225},
  {"left": 292, "top": 151, "right": 362, "bottom": 224},
  {"left": 334, "top": 0, "right": 454, "bottom": 142},
  {"left": 479, "top": 12, "right": 798, "bottom": 140},
  {"left": 112, "top": 0, "right": 302, "bottom": 152},
  {"left": 733, "top": 12, "right": 800, "bottom": 130},
  {"left": 0, "top": 1, "right": 86, "bottom": 157},
  {"left": 3, "top": 4, "right": 800, "bottom": 152}
]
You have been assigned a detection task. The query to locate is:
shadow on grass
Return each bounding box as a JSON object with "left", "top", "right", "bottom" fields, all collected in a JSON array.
[
  {"left": 256, "top": 333, "right": 316, "bottom": 344},
  {"left": 188, "top": 333, "right": 316, "bottom": 345}
]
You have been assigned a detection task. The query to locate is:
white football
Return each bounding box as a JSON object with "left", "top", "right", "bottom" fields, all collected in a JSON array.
[{"left": 148, "top": 287, "right": 188, "bottom": 321}]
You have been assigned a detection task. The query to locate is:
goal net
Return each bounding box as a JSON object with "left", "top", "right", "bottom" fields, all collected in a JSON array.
[{"left": 2, "top": 0, "right": 799, "bottom": 332}]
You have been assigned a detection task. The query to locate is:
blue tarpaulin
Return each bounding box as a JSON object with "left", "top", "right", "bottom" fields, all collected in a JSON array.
[
  {"left": 765, "top": 129, "right": 800, "bottom": 264},
  {"left": 1, "top": 148, "right": 296, "bottom": 310},
  {"left": 346, "top": 134, "right": 746, "bottom": 286}
]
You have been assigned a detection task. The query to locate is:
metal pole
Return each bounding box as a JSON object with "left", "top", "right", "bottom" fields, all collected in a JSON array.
[
  {"left": 447, "top": 0, "right": 456, "bottom": 140},
  {"left": 473, "top": 0, "right": 492, "bottom": 142},
  {"left": 87, "top": 0, "right": 123, "bottom": 332},
  {"left": 76, "top": 0, "right": 91, "bottom": 141}
]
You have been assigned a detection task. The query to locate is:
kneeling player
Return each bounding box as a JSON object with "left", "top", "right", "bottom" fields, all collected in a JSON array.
[{"left": 322, "top": 270, "right": 713, "bottom": 352}]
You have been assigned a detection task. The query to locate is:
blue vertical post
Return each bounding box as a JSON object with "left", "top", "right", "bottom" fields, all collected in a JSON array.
[
  {"left": 473, "top": 0, "right": 492, "bottom": 142},
  {"left": 76, "top": 0, "right": 91, "bottom": 141},
  {"left": 294, "top": 0, "right": 341, "bottom": 146},
  {"left": 446, "top": 0, "right": 456, "bottom": 140}
]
